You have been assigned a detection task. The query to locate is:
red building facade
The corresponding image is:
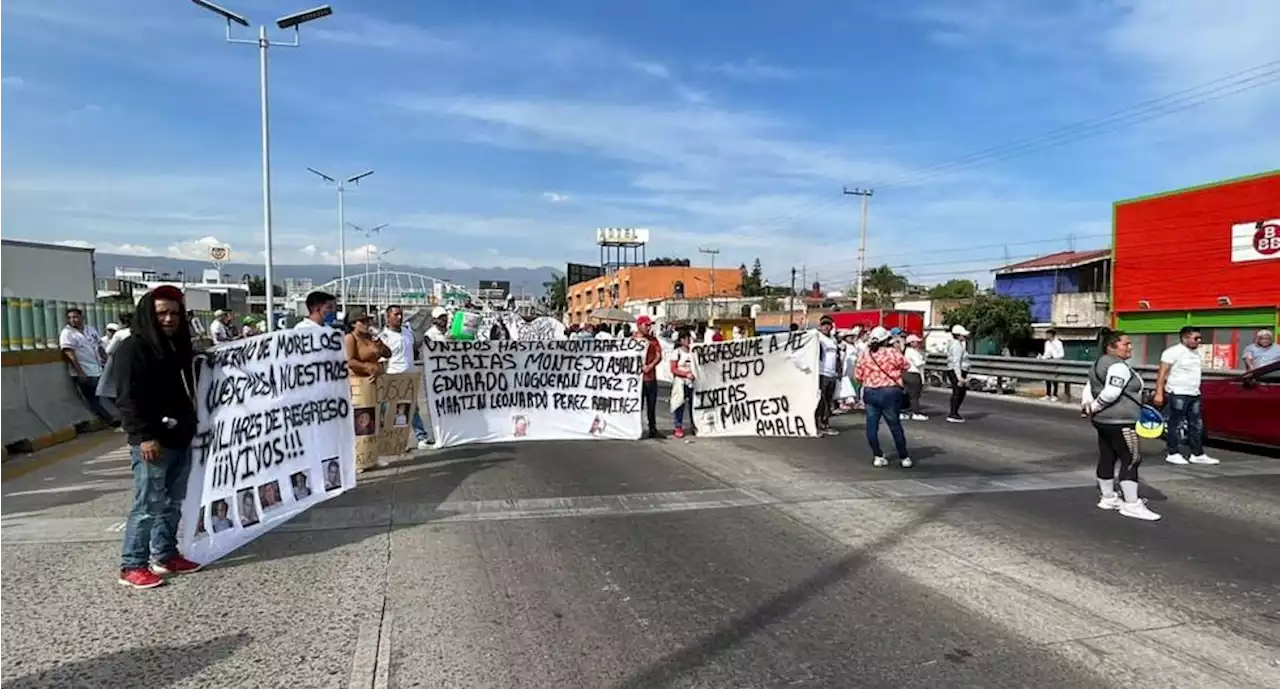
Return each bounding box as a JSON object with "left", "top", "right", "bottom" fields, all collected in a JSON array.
[{"left": 1112, "top": 170, "right": 1280, "bottom": 367}]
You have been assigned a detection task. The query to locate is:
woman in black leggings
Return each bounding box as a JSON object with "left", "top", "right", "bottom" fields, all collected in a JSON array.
[{"left": 1082, "top": 331, "right": 1160, "bottom": 521}]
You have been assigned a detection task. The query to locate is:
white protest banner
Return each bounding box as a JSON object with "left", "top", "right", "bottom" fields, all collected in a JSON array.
[
  {"left": 180, "top": 327, "right": 356, "bottom": 565},
  {"left": 423, "top": 339, "right": 643, "bottom": 448},
  {"left": 689, "top": 331, "right": 819, "bottom": 437}
]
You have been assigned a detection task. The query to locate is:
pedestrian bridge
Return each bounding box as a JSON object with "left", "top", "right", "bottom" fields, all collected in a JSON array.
[{"left": 315, "top": 271, "right": 471, "bottom": 311}]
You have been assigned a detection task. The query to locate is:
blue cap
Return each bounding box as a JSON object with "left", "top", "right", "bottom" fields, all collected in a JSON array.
[{"left": 890, "top": 327, "right": 902, "bottom": 335}]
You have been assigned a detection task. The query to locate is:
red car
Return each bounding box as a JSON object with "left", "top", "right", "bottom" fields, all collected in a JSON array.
[{"left": 1200, "top": 360, "right": 1280, "bottom": 449}]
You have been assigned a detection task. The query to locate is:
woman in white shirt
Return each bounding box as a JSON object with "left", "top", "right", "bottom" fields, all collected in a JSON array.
[
  {"left": 668, "top": 329, "right": 696, "bottom": 438},
  {"left": 836, "top": 331, "right": 859, "bottom": 412},
  {"left": 902, "top": 334, "right": 928, "bottom": 421}
]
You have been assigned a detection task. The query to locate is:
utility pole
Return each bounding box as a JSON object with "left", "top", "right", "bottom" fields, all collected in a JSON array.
[
  {"left": 788, "top": 267, "right": 797, "bottom": 325},
  {"left": 699, "top": 246, "right": 719, "bottom": 321},
  {"left": 843, "top": 187, "right": 873, "bottom": 310}
]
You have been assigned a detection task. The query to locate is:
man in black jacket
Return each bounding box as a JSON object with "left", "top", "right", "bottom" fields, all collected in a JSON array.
[{"left": 114, "top": 286, "right": 203, "bottom": 589}]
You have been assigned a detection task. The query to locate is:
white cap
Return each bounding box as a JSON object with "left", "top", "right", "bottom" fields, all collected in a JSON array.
[
  {"left": 951, "top": 324, "right": 970, "bottom": 336},
  {"left": 431, "top": 306, "right": 449, "bottom": 319},
  {"left": 869, "top": 326, "right": 891, "bottom": 342},
  {"left": 105, "top": 322, "right": 120, "bottom": 331},
  {"left": 213, "top": 309, "right": 226, "bottom": 317}
]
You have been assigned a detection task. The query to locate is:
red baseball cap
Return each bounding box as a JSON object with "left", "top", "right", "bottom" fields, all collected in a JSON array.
[{"left": 635, "top": 315, "right": 653, "bottom": 326}]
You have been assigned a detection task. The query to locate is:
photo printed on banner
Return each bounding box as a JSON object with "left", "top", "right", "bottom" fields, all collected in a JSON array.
[
  {"left": 691, "top": 331, "right": 819, "bottom": 437},
  {"left": 180, "top": 327, "right": 356, "bottom": 565},
  {"left": 422, "top": 339, "right": 644, "bottom": 447}
]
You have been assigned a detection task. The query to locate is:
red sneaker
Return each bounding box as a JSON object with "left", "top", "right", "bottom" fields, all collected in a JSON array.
[
  {"left": 673, "top": 428, "right": 685, "bottom": 438},
  {"left": 151, "top": 555, "right": 203, "bottom": 575},
  {"left": 118, "top": 568, "right": 165, "bottom": 589}
]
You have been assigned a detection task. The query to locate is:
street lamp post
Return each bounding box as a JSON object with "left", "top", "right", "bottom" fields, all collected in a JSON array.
[
  {"left": 376, "top": 248, "right": 395, "bottom": 310},
  {"left": 307, "top": 167, "right": 374, "bottom": 311},
  {"left": 348, "top": 222, "right": 388, "bottom": 313},
  {"left": 191, "top": 1, "right": 334, "bottom": 331}
]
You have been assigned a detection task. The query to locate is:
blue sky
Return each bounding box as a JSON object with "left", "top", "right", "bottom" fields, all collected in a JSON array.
[{"left": 3, "top": 0, "right": 1278, "bottom": 291}]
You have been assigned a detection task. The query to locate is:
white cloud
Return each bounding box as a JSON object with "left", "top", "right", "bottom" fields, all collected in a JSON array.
[
  {"left": 704, "top": 59, "right": 802, "bottom": 82},
  {"left": 2, "top": 76, "right": 24, "bottom": 88},
  {"left": 56, "top": 239, "right": 157, "bottom": 256},
  {"left": 633, "top": 61, "right": 671, "bottom": 79},
  {"left": 300, "top": 244, "right": 318, "bottom": 256},
  {"left": 541, "top": 192, "right": 570, "bottom": 203},
  {"left": 167, "top": 236, "right": 231, "bottom": 261}
]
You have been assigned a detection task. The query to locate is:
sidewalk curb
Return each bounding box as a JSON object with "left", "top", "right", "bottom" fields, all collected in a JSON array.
[{"left": 0, "top": 430, "right": 122, "bottom": 484}]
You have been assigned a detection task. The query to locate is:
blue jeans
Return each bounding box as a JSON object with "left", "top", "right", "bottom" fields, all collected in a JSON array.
[
  {"left": 120, "top": 445, "right": 192, "bottom": 570},
  {"left": 864, "top": 387, "right": 909, "bottom": 459},
  {"left": 411, "top": 409, "right": 429, "bottom": 442},
  {"left": 673, "top": 384, "right": 693, "bottom": 429},
  {"left": 1164, "top": 394, "right": 1204, "bottom": 457}
]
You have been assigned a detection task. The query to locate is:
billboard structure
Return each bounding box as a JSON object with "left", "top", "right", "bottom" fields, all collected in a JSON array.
[
  {"left": 598, "top": 227, "right": 649, "bottom": 274},
  {"left": 477, "top": 280, "right": 510, "bottom": 301},
  {"left": 566, "top": 262, "right": 604, "bottom": 287}
]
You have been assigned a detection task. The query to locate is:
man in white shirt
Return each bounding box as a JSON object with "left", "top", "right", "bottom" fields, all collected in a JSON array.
[
  {"left": 424, "top": 306, "right": 449, "bottom": 342},
  {"left": 208, "top": 310, "right": 236, "bottom": 343},
  {"left": 1155, "top": 326, "right": 1218, "bottom": 465},
  {"left": 816, "top": 316, "right": 840, "bottom": 436},
  {"left": 379, "top": 305, "right": 431, "bottom": 449},
  {"left": 295, "top": 291, "right": 337, "bottom": 329},
  {"left": 1041, "top": 328, "right": 1066, "bottom": 401},
  {"left": 59, "top": 307, "right": 114, "bottom": 424}
]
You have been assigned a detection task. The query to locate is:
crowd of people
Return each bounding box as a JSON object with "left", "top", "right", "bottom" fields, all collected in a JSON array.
[{"left": 86, "top": 285, "right": 1277, "bottom": 588}]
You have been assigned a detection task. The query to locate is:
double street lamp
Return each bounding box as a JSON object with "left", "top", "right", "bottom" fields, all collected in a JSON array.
[
  {"left": 191, "top": 1, "right": 334, "bottom": 331},
  {"left": 307, "top": 168, "right": 374, "bottom": 310},
  {"left": 348, "top": 222, "right": 388, "bottom": 311}
]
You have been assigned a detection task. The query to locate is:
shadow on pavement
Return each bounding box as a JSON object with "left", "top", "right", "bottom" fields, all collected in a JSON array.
[
  {"left": 1, "top": 632, "right": 251, "bottom": 689},
  {"left": 208, "top": 446, "right": 516, "bottom": 568},
  {"left": 609, "top": 492, "right": 969, "bottom": 689}
]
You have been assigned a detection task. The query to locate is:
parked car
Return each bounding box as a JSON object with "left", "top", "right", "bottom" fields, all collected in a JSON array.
[{"left": 1200, "top": 360, "right": 1280, "bottom": 449}]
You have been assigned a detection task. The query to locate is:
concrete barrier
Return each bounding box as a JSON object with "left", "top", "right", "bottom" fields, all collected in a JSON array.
[
  {"left": 1, "top": 350, "right": 96, "bottom": 454},
  {"left": 1, "top": 366, "right": 48, "bottom": 447}
]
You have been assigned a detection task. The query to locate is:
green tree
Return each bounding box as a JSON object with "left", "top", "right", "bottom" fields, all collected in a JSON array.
[
  {"left": 542, "top": 274, "right": 568, "bottom": 314},
  {"left": 738, "top": 258, "right": 765, "bottom": 297},
  {"left": 943, "top": 294, "right": 1032, "bottom": 351},
  {"left": 846, "top": 264, "right": 908, "bottom": 307},
  {"left": 246, "top": 276, "right": 284, "bottom": 297},
  {"left": 928, "top": 279, "right": 978, "bottom": 300}
]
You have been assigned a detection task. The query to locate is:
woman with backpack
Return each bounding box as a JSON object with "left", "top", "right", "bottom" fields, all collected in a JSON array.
[
  {"left": 1082, "top": 330, "right": 1161, "bottom": 521},
  {"left": 854, "top": 327, "right": 913, "bottom": 468}
]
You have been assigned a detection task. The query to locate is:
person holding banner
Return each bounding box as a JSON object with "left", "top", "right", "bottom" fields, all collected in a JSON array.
[
  {"left": 854, "top": 327, "right": 913, "bottom": 469},
  {"left": 296, "top": 291, "right": 337, "bottom": 329},
  {"left": 379, "top": 305, "right": 431, "bottom": 450},
  {"left": 113, "top": 286, "right": 203, "bottom": 589},
  {"left": 815, "top": 317, "right": 841, "bottom": 436},
  {"left": 634, "top": 316, "right": 664, "bottom": 439},
  {"left": 669, "top": 329, "right": 697, "bottom": 438}
]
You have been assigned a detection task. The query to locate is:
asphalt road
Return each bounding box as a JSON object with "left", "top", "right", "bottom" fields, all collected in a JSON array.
[{"left": 2, "top": 390, "right": 1278, "bottom": 688}]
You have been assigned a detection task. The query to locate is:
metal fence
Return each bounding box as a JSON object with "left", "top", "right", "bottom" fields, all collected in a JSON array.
[
  {"left": 0, "top": 296, "right": 219, "bottom": 352},
  {"left": 924, "top": 354, "right": 1243, "bottom": 388}
]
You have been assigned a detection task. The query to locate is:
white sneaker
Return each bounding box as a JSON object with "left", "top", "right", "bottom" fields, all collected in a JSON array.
[
  {"left": 1096, "top": 495, "right": 1123, "bottom": 511},
  {"left": 417, "top": 439, "right": 434, "bottom": 450},
  {"left": 1119, "top": 501, "right": 1161, "bottom": 521},
  {"left": 899, "top": 413, "right": 910, "bottom": 421},
  {"left": 1188, "top": 454, "right": 1220, "bottom": 465},
  {"left": 946, "top": 416, "right": 965, "bottom": 423},
  {"left": 1165, "top": 453, "right": 1189, "bottom": 465},
  {"left": 900, "top": 457, "right": 914, "bottom": 468},
  {"left": 1049, "top": 396, "right": 1060, "bottom": 402},
  {"left": 1040, "top": 395, "right": 1051, "bottom": 401},
  {"left": 911, "top": 414, "right": 929, "bottom": 421},
  {"left": 823, "top": 428, "right": 839, "bottom": 436},
  {"left": 873, "top": 456, "right": 889, "bottom": 467}
]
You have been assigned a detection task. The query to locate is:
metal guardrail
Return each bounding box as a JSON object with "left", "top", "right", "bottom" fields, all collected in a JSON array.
[{"left": 924, "top": 354, "right": 1244, "bottom": 387}]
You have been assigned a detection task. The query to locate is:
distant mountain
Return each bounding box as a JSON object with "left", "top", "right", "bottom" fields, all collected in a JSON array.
[{"left": 93, "top": 253, "right": 562, "bottom": 296}]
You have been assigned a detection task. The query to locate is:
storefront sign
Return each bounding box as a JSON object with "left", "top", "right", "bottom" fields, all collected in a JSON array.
[{"left": 1231, "top": 219, "right": 1280, "bottom": 263}]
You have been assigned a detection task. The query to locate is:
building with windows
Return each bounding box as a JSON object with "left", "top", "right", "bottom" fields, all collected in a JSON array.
[
  {"left": 565, "top": 265, "right": 743, "bottom": 324},
  {"left": 993, "top": 249, "right": 1113, "bottom": 359},
  {"left": 1112, "top": 170, "right": 1279, "bottom": 368}
]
